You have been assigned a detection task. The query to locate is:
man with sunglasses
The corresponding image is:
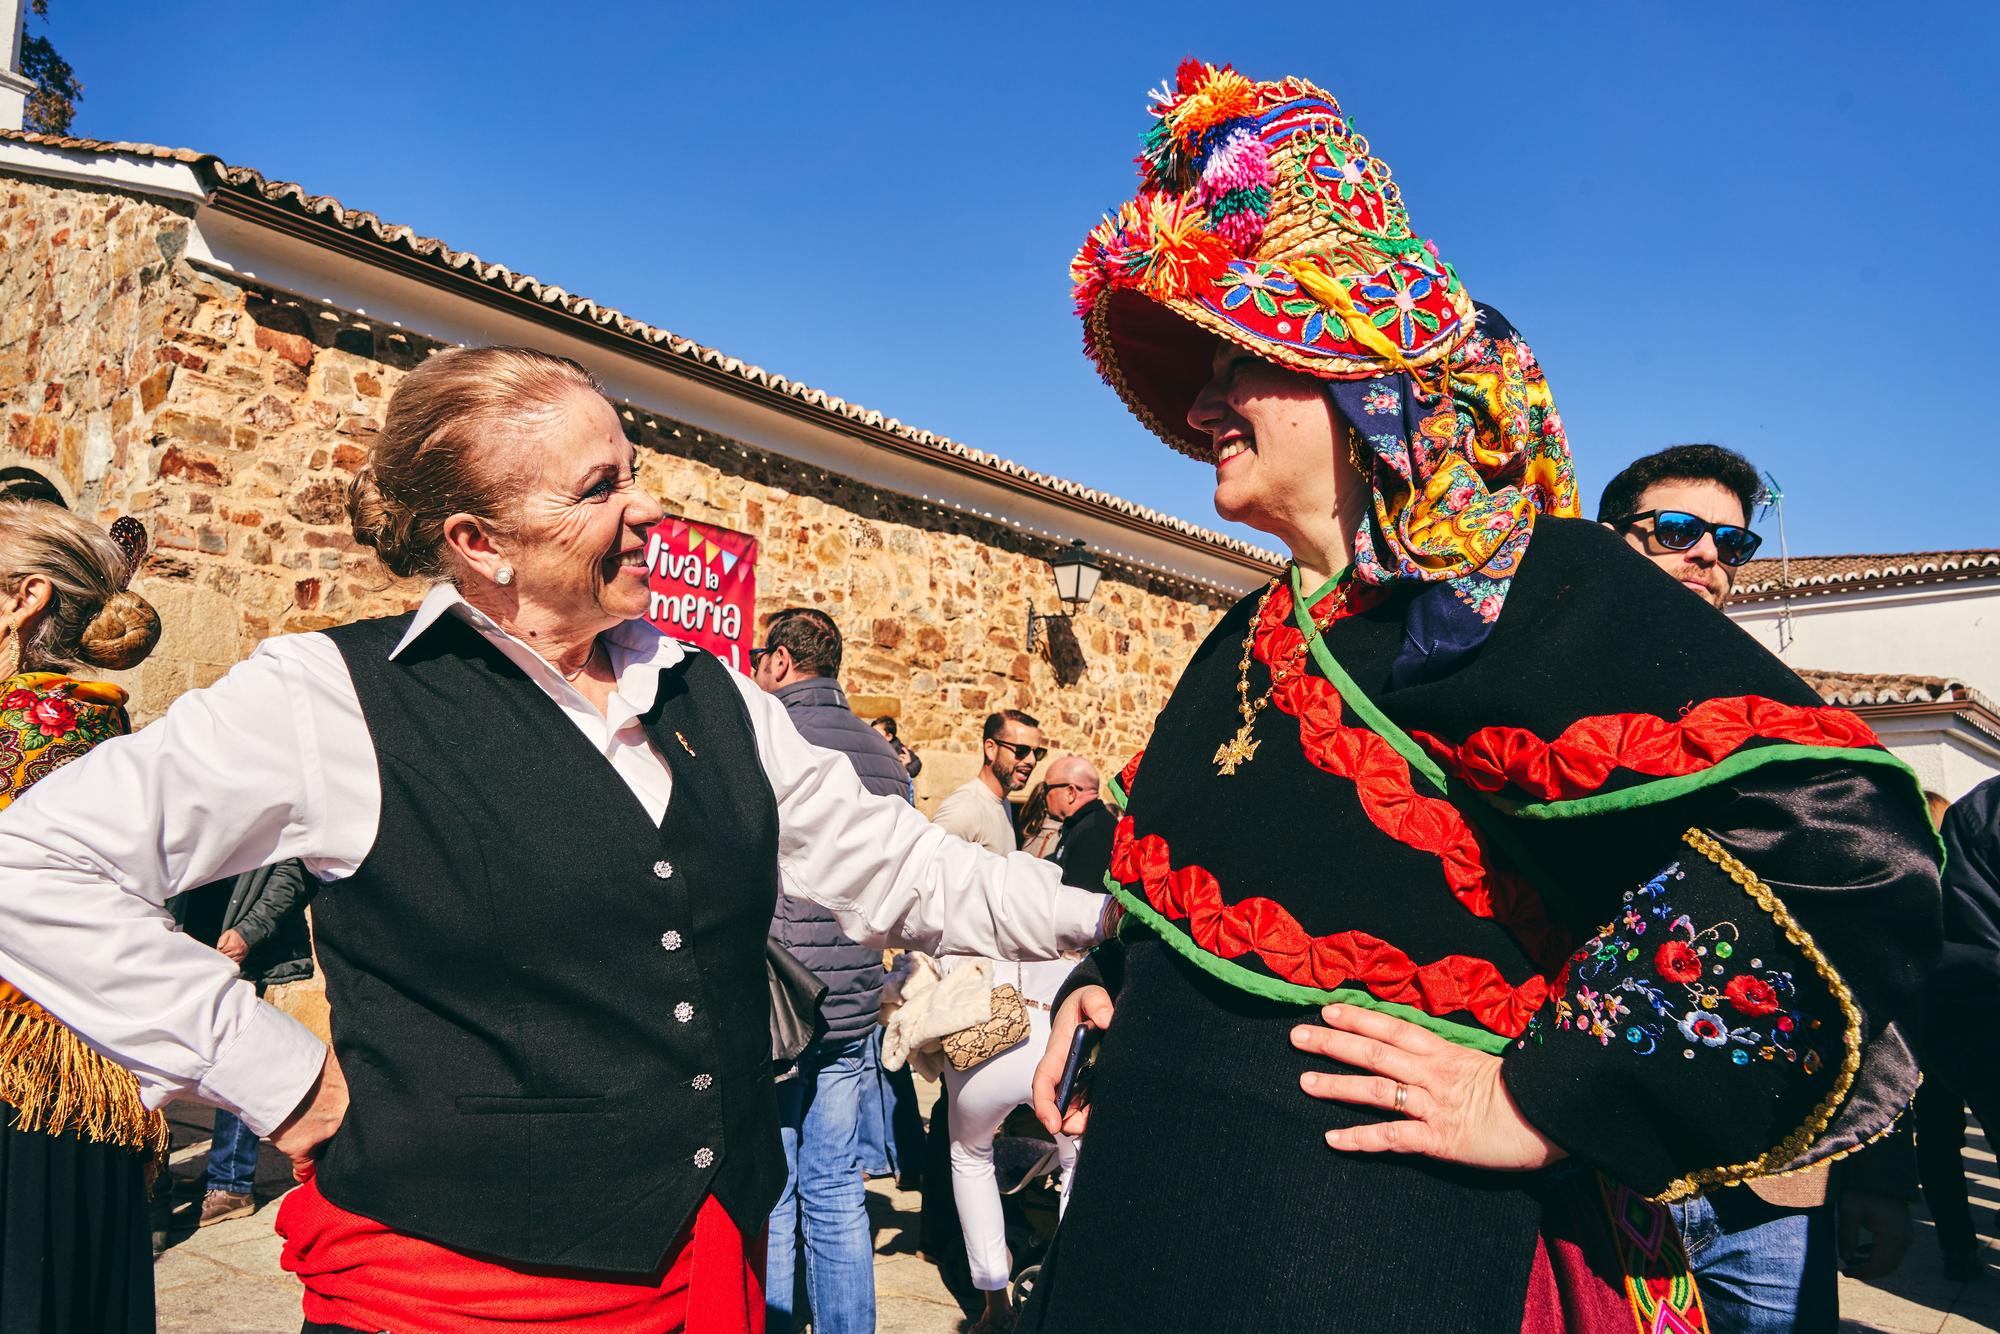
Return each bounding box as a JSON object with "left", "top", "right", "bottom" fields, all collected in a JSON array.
[
  {"left": 1600, "top": 446, "right": 1918, "bottom": 1330},
  {"left": 1045, "top": 757, "right": 1115, "bottom": 892},
  {"left": 1598, "top": 444, "right": 1764, "bottom": 611},
  {"left": 933, "top": 710, "right": 1045, "bottom": 856}
]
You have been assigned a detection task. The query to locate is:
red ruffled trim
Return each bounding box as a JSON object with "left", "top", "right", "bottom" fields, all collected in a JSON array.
[
  {"left": 1411, "top": 697, "right": 1881, "bottom": 803},
  {"left": 1114, "top": 819, "right": 1549, "bottom": 1036},
  {"left": 1254, "top": 585, "right": 1571, "bottom": 972},
  {"left": 1118, "top": 749, "right": 1146, "bottom": 795}
]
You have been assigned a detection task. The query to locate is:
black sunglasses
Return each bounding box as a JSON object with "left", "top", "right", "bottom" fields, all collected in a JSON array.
[
  {"left": 992, "top": 738, "right": 1049, "bottom": 763},
  {"left": 748, "top": 646, "right": 776, "bottom": 666},
  {"left": 1614, "top": 510, "right": 1763, "bottom": 567}
]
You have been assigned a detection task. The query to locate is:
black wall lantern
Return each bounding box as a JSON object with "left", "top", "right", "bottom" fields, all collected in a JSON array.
[{"left": 1026, "top": 539, "right": 1104, "bottom": 652}]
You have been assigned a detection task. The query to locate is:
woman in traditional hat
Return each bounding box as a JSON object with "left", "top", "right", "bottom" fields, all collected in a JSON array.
[
  {"left": 0, "top": 499, "right": 161, "bottom": 1333},
  {"left": 0, "top": 347, "right": 1109, "bottom": 1333},
  {"left": 1025, "top": 63, "right": 1939, "bottom": 1332}
]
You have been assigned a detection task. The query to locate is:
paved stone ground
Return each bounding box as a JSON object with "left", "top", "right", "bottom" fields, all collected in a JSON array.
[
  {"left": 152, "top": 1096, "right": 974, "bottom": 1334},
  {"left": 155, "top": 1095, "right": 2000, "bottom": 1333}
]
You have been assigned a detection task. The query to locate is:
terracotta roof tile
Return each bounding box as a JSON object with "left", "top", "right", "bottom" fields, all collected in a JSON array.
[
  {"left": 1793, "top": 668, "right": 1969, "bottom": 707},
  {"left": 0, "top": 130, "right": 1283, "bottom": 570},
  {"left": 0, "top": 130, "right": 211, "bottom": 164},
  {"left": 1732, "top": 550, "right": 2000, "bottom": 602}
]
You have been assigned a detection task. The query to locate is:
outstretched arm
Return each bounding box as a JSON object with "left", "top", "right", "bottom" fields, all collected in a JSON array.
[{"left": 730, "top": 672, "right": 1106, "bottom": 960}]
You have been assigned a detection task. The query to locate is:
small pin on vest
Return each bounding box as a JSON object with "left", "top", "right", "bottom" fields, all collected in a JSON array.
[{"left": 675, "top": 730, "right": 698, "bottom": 757}]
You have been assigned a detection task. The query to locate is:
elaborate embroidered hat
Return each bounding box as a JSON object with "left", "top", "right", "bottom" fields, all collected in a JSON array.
[
  {"left": 1073, "top": 61, "right": 1479, "bottom": 458},
  {"left": 1072, "top": 61, "right": 1579, "bottom": 629}
]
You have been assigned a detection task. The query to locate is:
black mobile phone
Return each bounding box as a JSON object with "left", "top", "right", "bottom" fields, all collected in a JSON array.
[{"left": 1054, "top": 1022, "right": 1102, "bottom": 1114}]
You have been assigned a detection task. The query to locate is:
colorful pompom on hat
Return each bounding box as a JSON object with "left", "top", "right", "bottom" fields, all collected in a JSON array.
[{"left": 1073, "top": 61, "right": 1478, "bottom": 459}]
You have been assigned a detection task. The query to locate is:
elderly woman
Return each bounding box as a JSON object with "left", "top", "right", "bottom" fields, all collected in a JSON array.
[
  {"left": 1023, "top": 63, "right": 1939, "bottom": 1332},
  {"left": 0, "top": 499, "right": 159, "bottom": 1333},
  {"left": 0, "top": 347, "right": 1108, "bottom": 1334}
]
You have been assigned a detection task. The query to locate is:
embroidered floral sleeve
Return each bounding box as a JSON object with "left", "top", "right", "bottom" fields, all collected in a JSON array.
[
  {"left": 1532, "top": 858, "right": 1829, "bottom": 1076},
  {"left": 1502, "top": 825, "right": 1863, "bottom": 1201}
]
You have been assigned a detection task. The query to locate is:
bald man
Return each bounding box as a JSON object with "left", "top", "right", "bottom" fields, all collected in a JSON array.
[{"left": 1046, "top": 756, "right": 1115, "bottom": 892}]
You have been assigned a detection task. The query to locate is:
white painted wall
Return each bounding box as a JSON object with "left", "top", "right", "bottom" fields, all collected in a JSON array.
[
  {"left": 1728, "top": 582, "right": 2000, "bottom": 700},
  {"left": 1867, "top": 715, "right": 2000, "bottom": 803},
  {"left": 0, "top": 0, "right": 37, "bottom": 133}
]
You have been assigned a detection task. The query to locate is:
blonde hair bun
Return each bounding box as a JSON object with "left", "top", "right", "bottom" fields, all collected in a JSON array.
[{"left": 77, "top": 590, "right": 161, "bottom": 671}]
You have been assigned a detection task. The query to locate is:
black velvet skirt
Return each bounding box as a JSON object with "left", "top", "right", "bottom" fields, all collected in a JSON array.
[
  {"left": 0, "top": 1101, "right": 154, "bottom": 1334},
  {"left": 1019, "top": 935, "right": 1545, "bottom": 1334}
]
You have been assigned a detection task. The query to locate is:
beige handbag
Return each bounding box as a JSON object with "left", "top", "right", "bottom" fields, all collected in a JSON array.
[{"left": 939, "top": 962, "right": 1038, "bottom": 1072}]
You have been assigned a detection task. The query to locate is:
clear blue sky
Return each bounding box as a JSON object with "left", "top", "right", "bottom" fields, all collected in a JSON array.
[{"left": 58, "top": 2, "right": 1999, "bottom": 557}]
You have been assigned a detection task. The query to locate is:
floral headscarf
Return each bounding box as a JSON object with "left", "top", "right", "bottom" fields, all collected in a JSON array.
[{"left": 1329, "top": 304, "right": 1577, "bottom": 626}]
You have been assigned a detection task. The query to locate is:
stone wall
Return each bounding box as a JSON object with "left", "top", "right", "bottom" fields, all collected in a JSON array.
[{"left": 0, "top": 169, "right": 1235, "bottom": 805}]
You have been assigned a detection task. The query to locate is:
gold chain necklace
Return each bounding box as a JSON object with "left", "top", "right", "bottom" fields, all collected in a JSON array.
[{"left": 1213, "top": 578, "right": 1346, "bottom": 776}]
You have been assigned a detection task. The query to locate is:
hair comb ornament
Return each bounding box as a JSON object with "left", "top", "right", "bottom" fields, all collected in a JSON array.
[{"left": 108, "top": 517, "right": 149, "bottom": 582}]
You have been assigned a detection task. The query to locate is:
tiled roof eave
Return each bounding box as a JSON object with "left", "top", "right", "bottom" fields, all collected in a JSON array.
[
  {"left": 1843, "top": 696, "right": 2000, "bottom": 748},
  {"left": 1732, "top": 552, "right": 2000, "bottom": 603},
  {"left": 203, "top": 180, "right": 1282, "bottom": 576},
  {"left": 0, "top": 127, "right": 1284, "bottom": 575}
]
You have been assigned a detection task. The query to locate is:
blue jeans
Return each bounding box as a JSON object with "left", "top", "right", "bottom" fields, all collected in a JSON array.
[
  {"left": 855, "top": 1027, "right": 923, "bottom": 1182},
  {"left": 766, "top": 1036, "right": 875, "bottom": 1334},
  {"left": 206, "top": 1107, "right": 260, "bottom": 1194},
  {"left": 1671, "top": 1190, "right": 1837, "bottom": 1333}
]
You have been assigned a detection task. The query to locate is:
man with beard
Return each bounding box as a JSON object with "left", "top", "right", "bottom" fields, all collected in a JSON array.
[
  {"left": 933, "top": 711, "right": 1044, "bottom": 856},
  {"left": 1600, "top": 444, "right": 1918, "bottom": 1329},
  {"left": 1598, "top": 445, "right": 1764, "bottom": 611}
]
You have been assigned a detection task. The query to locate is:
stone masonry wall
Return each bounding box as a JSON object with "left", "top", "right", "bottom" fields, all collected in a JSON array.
[{"left": 0, "top": 169, "right": 1236, "bottom": 806}]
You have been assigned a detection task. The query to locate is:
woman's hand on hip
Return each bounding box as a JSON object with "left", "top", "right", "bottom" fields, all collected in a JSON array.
[
  {"left": 1291, "top": 1003, "right": 1565, "bottom": 1172},
  {"left": 1033, "top": 984, "right": 1112, "bottom": 1137},
  {"left": 271, "top": 1046, "right": 349, "bottom": 1182}
]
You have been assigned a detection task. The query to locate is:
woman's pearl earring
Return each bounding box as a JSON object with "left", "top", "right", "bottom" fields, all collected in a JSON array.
[{"left": 495, "top": 566, "right": 514, "bottom": 587}]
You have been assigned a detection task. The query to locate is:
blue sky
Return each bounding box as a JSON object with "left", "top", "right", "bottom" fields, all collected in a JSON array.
[{"left": 58, "top": 3, "right": 1998, "bottom": 557}]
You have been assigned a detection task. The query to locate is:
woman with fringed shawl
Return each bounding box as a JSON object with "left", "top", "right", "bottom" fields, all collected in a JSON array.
[{"left": 1020, "top": 63, "right": 1940, "bottom": 1333}]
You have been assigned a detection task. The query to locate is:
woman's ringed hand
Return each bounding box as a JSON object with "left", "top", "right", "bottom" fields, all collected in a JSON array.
[{"left": 1290, "top": 1003, "right": 1565, "bottom": 1173}]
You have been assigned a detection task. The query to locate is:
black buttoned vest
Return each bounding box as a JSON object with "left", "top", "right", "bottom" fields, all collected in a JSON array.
[{"left": 316, "top": 613, "right": 784, "bottom": 1274}]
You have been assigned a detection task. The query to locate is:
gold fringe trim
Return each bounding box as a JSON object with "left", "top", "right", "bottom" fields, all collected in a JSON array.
[
  {"left": 0, "top": 1002, "right": 170, "bottom": 1157},
  {"left": 1651, "top": 828, "right": 1865, "bottom": 1203}
]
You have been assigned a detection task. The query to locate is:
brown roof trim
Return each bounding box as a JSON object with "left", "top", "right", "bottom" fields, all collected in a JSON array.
[
  {"left": 203, "top": 186, "right": 1281, "bottom": 577},
  {"left": 0, "top": 129, "right": 1282, "bottom": 575},
  {"left": 1732, "top": 550, "right": 2000, "bottom": 604},
  {"left": 1844, "top": 699, "right": 2000, "bottom": 748}
]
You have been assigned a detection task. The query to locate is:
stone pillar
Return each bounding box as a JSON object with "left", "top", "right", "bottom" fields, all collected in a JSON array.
[{"left": 0, "top": 0, "right": 36, "bottom": 133}]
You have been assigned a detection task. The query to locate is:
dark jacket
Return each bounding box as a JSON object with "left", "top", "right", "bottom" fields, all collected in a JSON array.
[
  {"left": 1934, "top": 776, "right": 2000, "bottom": 1016},
  {"left": 769, "top": 676, "right": 910, "bottom": 1046},
  {"left": 1052, "top": 797, "right": 1116, "bottom": 892},
  {"left": 168, "top": 859, "right": 315, "bottom": 988}
]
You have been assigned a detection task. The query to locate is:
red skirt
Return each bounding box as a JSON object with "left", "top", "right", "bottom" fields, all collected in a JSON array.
[{"left": 276, "top": 1180, "right": 764, "bottom": 1334}]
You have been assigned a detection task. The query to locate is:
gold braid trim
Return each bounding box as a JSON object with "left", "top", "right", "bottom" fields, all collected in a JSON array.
[
  {"left": 1651, "top": 828, "right": 1865, "bottom": 1204},
  {"left": 0, "top": 1001, "right": 170, "bottom": 1157}
]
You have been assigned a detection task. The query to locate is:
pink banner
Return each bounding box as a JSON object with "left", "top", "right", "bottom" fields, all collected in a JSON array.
[{"left": 644, "top": 517, "right": 759, "bottom": 672}]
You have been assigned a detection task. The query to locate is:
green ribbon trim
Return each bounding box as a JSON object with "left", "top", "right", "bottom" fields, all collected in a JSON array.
[
  {"left": 1285, "top": 567, "right": 1569, "bottom": 891},
  {"left": 1496, "top": 745, "right": 1920, "bottom": 819},
  {"left": 1105, "top": 875, "right": 1509, "bottom": 1054},
  {"left": 1283, "top": 567, "right": 1942, "bottom": 861}
]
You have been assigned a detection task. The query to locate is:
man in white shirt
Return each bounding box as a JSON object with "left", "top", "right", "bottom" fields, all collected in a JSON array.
[{"left": 931, "top": 710, "right": 1044, "bottom": 856}]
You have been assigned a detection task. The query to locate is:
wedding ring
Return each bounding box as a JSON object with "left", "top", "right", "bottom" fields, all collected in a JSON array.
[{"left": 1393, "top": 1082, "right": 1409, "bottom": 1114}]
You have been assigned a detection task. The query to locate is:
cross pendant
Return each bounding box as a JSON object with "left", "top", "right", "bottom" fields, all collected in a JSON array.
[{"left": 1213, "top": 731, "right": 1260, "bottom": 776}]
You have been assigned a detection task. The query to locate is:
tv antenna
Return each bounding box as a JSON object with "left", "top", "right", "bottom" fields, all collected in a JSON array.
[{"left": 1759, "top": 471, "right": 1794, "bottom": 653}]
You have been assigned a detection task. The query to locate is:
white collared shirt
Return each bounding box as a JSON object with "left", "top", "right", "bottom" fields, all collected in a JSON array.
[{"left": 0, "top": 584, "right": 1104, "bottom": 1135}]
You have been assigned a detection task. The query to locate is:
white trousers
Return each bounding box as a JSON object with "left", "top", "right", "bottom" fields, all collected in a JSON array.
[{"left": 941, "top": 958, "right": 1078, "bottom": 1292}]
